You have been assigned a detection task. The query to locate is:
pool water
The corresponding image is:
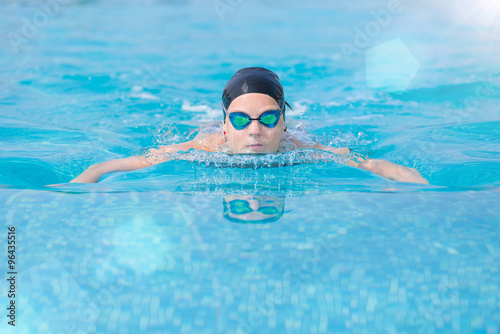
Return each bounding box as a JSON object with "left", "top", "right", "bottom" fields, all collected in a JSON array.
[{"left": 1, "top": 0, "right": 499, "bottom": 333}]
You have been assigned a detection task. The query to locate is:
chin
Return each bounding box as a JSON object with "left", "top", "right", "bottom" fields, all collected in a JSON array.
[
  {"left": 229, "top": 144, "right": 279, "bottom": 155},
  {"left": 244, "top": 146, "right": 275, "bottom": 154}
]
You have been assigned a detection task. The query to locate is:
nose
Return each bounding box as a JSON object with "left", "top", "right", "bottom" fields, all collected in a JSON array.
[{"left": 247, "top": 119, "right": 262, "bottom": 135}]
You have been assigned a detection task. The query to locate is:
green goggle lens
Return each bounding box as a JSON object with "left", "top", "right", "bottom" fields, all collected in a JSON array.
[
  {"left": 260, "top": 113, "right": 278, "bottom": 125},
  {"left": 233, "top": 116, "right": 251, "bottom": 127}
]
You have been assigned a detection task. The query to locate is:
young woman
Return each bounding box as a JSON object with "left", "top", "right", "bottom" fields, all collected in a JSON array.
[{"left": 69, "top": 67, "right": 429, "bottom": 184}]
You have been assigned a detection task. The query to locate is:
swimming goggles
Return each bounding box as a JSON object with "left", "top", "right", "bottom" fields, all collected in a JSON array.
[
  {"left": 228, "top": 109, "right": 282, "bottom": 130},
  {"left": 227, "top": 199, "right": 281, "bottom": 215}
]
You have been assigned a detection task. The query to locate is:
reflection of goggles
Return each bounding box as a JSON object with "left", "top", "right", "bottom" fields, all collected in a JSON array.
[
  {"left": 228, "top": 109, "right": 281, "bottom": 130},
  {"left": 227, "top": 199, "right": 280, "bottom": 215}
]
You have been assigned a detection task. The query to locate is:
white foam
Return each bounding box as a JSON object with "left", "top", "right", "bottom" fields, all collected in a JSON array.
[
  {"left": 181, "top": 100, "right": 220, "bottom": 120},
  {"left": 130, "top": 86, "right": 160, "bottom": 100}
]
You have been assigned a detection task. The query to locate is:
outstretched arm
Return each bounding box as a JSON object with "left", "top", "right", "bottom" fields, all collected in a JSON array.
[
  {"left": 67, "top": 131, "right": 223, "bottom": 184},
  {"left": 69, "top": 156, "right": 152, "bottom": 183},
  {"left": 350, "top": 157, "right": 429, "bottom": 184},
  {"left": 68, "top": 140, "right": 197, "bottom": 184},
  {"left": 290, "top": 137, "right": 429, "bottom": 184}
]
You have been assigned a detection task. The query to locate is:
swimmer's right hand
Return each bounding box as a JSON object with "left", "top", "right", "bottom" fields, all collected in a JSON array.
[{"left": 69, "top": 156, "right": 153, "bottom": 183}]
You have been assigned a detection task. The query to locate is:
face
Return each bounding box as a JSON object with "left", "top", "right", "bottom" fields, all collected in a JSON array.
[{"left": 223, "top": 93, "right": 286, "bottom": 154}]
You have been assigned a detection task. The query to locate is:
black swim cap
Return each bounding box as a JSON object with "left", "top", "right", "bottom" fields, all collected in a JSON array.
[{"left": 222, "top": 67, "right": 291, "bottom": 122}]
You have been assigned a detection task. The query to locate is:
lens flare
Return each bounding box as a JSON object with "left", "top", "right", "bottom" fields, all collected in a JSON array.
[{"left": 455, "top": 0, "right": 500, "bottom": 40}]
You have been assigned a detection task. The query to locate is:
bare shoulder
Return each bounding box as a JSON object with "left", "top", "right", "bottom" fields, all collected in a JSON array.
[
  {"left": 285, "top": 133, "right": 304, "bottom": 149},
  {"left": 191, "top": 131, "right": 226, "bottom": 152},
  {"left": 285, "top": 133, "right": 350, "bottom": 154},
  {"left": 144, "top": 130, "right": 226, "bottom": 164}
]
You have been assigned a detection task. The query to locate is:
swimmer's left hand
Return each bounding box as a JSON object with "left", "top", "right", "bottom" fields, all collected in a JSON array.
[
  {"left": 393, "top": 166, "right": 430, "bottom": 184},
  {"left": 357, "top": 158, "right": 430, "bottom": 184}
]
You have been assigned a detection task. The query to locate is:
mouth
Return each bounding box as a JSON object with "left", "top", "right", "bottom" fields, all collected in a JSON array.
[{"left": 246, "top": 144, "right": 263, "bottom": 150}]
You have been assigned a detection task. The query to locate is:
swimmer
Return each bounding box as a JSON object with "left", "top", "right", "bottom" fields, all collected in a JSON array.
[{"left": 69, "top": 67, "right": 429, "bottom": 184}]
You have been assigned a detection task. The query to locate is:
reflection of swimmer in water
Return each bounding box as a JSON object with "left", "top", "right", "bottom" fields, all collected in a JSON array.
[
  {"left": 69, "top": 67, "right": 429, "bottom": 184},
  {"left": 223, "top": 194, "right": 285, "bottom": 224}
]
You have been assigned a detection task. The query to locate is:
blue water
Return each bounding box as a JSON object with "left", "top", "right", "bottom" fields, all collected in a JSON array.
[{"left": 1, "top": 0, "right": 500, "bottom": 333}]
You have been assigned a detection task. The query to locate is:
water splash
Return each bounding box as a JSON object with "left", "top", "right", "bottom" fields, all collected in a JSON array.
[{"left": 143, "top": 146, "right": 366, "bottom": 169}]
